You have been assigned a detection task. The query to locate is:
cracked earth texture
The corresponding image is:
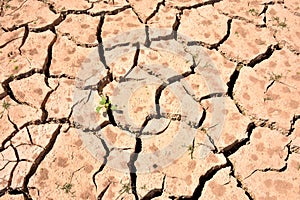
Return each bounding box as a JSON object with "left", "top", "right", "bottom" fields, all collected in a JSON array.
[{"left": 0, "top": 0, "right": 300, "bottom": 200}]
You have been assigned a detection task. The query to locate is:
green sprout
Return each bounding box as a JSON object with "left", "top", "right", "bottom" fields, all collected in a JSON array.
[
  {"left": 2, "top": 101, "right": 10, "bottom": 110},
  {"left": 0, "top": 101, "right": 11, "bottom": 117},
  {"left": 187, "top": 144, "right": 195, "bottom": 159},
  {"left": 278, "top": 21, "right": 287, "bottom": 28},
  {"left": 263, "top": 96, "right": 273, "bottom": 102},
  {"left": 120, "top": 182, "right": 131, "bottom": 194},
  {"left": 234, "top": 31, "right": 239, "bottom": 37},
  {"left": 140, "top": 184, "right": 147, "bottom": 190},
  {"left": 200, "top": 127, "right": 208, "bottom": 133},
  {"left": 5, "top": 4, "right": 10, "bottom": 9},
  {"left": 14, "top": 66, "right": 19, "bottom": 70},
  {"left": 56, "top": 167, "right": 83, "bottom": 196},
  {"left": 248, "top": 8, "right": 259, "bottom": 16},
  {"left": 186, "top": 138, "right": 196, "bottom": 159},
  {"left": 272, "top": 17, "right": 287, "bottom": 29},
  {"left": 269, "top": 72, "right": 282, "bottom": 82},
  {"left": 273, "top": 16, "right": 279, "bottom": 21},
  {"left": 61, "top": 182, "right": 73, "bottom": 194},
  {"left": 96, "top": 95, "right": 117, "bottom": 113},
  {"left": 116, "top": 180, "right": 131, "bottom": 199}
]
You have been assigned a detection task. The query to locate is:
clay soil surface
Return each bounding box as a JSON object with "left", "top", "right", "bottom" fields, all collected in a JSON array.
[{"left": 1, "top": 0, "right": 300, "bottom": 200}]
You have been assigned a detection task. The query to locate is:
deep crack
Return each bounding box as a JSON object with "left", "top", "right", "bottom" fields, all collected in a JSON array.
[{"left": 22, "top": 125, "right": 62, "bottom": 200}]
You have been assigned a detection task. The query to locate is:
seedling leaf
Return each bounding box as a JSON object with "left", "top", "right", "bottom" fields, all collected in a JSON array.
[
  {"left": 111, "top": 105, "right": 117, "bottom": 111},
  {"left": 100, "top": 96, "right": 106, "bottom": 105},
  {"left": 96, "top": 106, "right": 102, "bottom": 113}
]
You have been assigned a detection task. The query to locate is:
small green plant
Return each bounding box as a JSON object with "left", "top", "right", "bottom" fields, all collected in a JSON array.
[
  {"left": 272, "top": 16, "right": 287, "bottom": 29},
  {"left": 269, "top": 72, "right": 282, "bottom": 82},
  {"left": 200, "top": 127, "right": 208, "bottom": 133},
  {"left": 96, "top": 95, "right": 117, "bottom": 113},
  {"left": 263, "top": 96, "right": 273, "bottom": 102},
  {"left": 57, "top": 167, "right": 83, "bottom": 196},
  {"left": 187, "top": 144, "right": 195, "bottom": 159},
  {"left": 278, "top": 21, "right": 287, "bottom": 28},
  {"left": 2, "top": 101, "right": 10, "bottom": 110},
  {"left": 0, "top": 101, "right": 10, "bottom": 118},
  {"left": 5, "top": 4, "right": 10, "bottom": 9},
  {"left": 61, "top": 182, "right": 73, "bottom": 194},
  {"left": 116, "top": 180, "right": 131, "bottom": 199},
  {"left": 234, "top": 31, "right": 239, "bottom": 37},
  {"left": 140, "top": 184, "right": 147, "bottom": 190},
  {"left": 14, "top": 66, "right": 19, "bottom": 70},
  {"left": 119, "top": 181, "right": 131, "bottom": 194},
  {"left": 186, "top": 138, "right": 196, "bottom": 159},
  {"left": 248, "top": 8, "right": 259, "bottom": 16}
]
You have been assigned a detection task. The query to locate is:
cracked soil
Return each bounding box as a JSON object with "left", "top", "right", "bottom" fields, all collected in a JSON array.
[{"left": 0, "top": 0, "right": 300, "bottom": 200}]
